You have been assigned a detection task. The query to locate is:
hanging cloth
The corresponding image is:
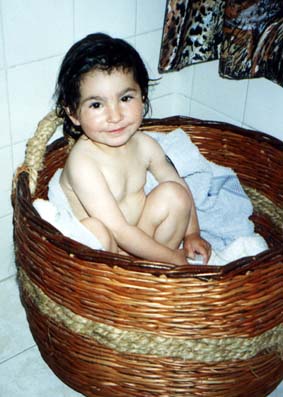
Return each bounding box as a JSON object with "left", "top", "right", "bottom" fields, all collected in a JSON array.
[
  {"left": 158, "top": 0, "right": 225, "bottom": 72},
  {"left": 159, "top": 0, "right": 283, "bottom": 87},
  {"left": 219, "top": 0, "right": 283, "bottom": 86}
]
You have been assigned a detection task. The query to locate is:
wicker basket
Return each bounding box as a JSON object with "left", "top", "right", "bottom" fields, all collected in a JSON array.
[{"left": 12, "top": 111, "right": 283, "bottom": 397}]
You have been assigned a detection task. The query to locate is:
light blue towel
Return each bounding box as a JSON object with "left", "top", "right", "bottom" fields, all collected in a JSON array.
[{"left": 145, "top": 128, "right": 254, "bottom": 251}]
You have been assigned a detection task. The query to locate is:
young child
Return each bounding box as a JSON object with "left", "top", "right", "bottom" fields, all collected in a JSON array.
[{"left": 54, "top": 33, "right": 211, "bottom": 266}]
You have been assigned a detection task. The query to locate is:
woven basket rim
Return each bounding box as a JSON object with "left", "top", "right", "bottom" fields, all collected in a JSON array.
[{"left": 141, "top": 116, "right": 283, "bottom": 149}]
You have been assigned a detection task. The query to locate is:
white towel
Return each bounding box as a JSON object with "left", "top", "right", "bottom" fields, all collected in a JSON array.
[
  {"left": 208, "top": 234, "right": 268, "bottom": 265},
  {"left": 33, "top": 169, "right": 103, "bottom": 251},
  {"left": 145, "top": 128, "right": 256, "bottom": 251}
]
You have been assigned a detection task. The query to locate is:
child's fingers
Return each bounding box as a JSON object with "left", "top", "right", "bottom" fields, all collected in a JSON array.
[{"left": 199, "top": 243, "right": 211, "bottom": 265}]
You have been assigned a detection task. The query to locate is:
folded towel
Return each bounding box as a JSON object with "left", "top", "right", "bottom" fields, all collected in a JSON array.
[
  {"left": 208, "top": 234, "right": 268, "bottom": 265},
  {"left": 33, "top": 169, "right": 103, "bottom": 251},
  {"left": 145, "top": 128, "right": 255, "bottom": 251}
]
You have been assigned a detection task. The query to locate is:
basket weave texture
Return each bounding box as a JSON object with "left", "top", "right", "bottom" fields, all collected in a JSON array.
[{"left": 12, "top": 112, "right": 283, "bottom": 397}]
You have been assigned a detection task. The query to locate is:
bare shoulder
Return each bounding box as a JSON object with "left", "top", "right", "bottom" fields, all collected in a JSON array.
[
  {"left": 62, "top": 138, "right": 102, "bottom": 186},
  {"left": 138, "top": 131, "right": 165, "bottom": 157}
]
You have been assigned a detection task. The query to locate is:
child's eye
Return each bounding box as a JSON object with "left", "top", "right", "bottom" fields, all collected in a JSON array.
[
  {"left": 121, "top": 95, "right": 133, "bottom": 102},
  {"left": 90, "top": 102, "right": 101, "bottom": 109}
]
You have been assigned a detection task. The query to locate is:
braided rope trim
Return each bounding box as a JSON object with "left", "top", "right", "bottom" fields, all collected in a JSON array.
[
  {"left": 244, "top": 186, "right": 283, "bottom": 232},
  {"left": 19, "top": 269, "right": 283, "bottom": 363},
  {"left": 24, "top": 111, "right": 63, "bottom": 194}
]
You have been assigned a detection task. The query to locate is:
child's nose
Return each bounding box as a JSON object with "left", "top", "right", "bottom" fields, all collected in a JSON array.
[{"left": 107, "top": 104, "right": 122, "bottom": 123}]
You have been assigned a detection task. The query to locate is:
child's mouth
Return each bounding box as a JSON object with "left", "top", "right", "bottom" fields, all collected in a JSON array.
[{"left": 108, "top": 127, "right": 125, "bottom": 134}]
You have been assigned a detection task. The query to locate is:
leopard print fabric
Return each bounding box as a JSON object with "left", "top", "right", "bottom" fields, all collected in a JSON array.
[
  {"left": 220, "top": 0, "right": 283, "bottom": 87},
  {"left": 159, "top": 0, "right": 225, "bottom": 72},
  {"left": 159, "top": 0, "right": 283, "bottom": 87}
]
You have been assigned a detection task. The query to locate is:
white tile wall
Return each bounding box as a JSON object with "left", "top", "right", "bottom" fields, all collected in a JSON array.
[
  {"left": 245, "top": 78, "right": 283, "bottom": 140},
  {"left": 151, "top": 93, "right": 190, "bottom": 118},
  {"left": 190, "top": 99, "right": 242, "bottom": 126},
  {"left": 192, "top": 60, "right": 249, "bottom": 123},
  {"left": 0, "top": 345, "right": 84, "bottom": 396},
  {"left": 2, "top": 0, "right": 73, "bottom": 66},
  {"left": 0, "top": 16, "right": 5, "bottom": 70},
  {"left": 136, "top": 0, "right": 167, "bottom": 34},
  {"left": 0, "top": 0, "right": 282, "bottom": 395},
  {"left": 0, "top": 187, "right": 12, "bottom": 217},
  {"left": 0, "top": 277, "right": 35, "bottom": 362},
  {"left": 0, "top": 215, "right": 15, "bottom": 280},
  {"left": 136, "top": 29, "right": 163, "bottom": 79},
  {"left": 0, "top": 146, "right": 13, "bottom": 196},
  {"left": 8, "top": 56, "right": 62, "bottom": 143},
  {"left": 74, "top": 0, "right": 136, "bottom": 41},
  {"left": 0, "top": 70, "right": 11, "bottom": 147}
]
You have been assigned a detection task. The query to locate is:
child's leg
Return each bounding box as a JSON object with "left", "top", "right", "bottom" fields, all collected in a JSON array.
[
  {"left": 137, "top": 181, "right": 192, "bottom": 249},
  {"left": 81, "top": 217, "right": 118, "bottom": 253}
]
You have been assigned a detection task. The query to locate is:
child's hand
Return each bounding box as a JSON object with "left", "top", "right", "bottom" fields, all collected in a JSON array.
[
  {"left": 171, "top": 249, "right": 189, "bottom": 266},
  {"left": 184, "top": 233, "right": 211, "bottom": 265}
]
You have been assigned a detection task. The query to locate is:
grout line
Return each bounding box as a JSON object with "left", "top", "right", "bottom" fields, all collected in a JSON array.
[
  {"left": 188, "top": 64, "right": 197, "bottom": 115},
  {"left": 5, "top": 52, "right": 65, "bottom": 70},
  {"left": 0, "top": 0, "right": 14, "bottom": 162},
  {"left": 0, "top": 272, "right": 16, "bottom": 284},
  {"left": 0, "top": 345, "right": 36, "bottom": 366},
  {"left": 133, "top": 27, "right": 163, "bottom": 40},
  {"left": 72, "top": 0, "right": 75, "bottom": 41},
  {"left": 241, "top": 79, "right": 250, "bottom": 127},
  {"left": 190, "top": 96, "right": 242, "bottom": 123},
  {"left": 134, "top": 0, "right": 137, "bottom": 37}
]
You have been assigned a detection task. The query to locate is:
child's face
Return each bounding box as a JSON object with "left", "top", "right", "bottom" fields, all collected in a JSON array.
[{"left": 68, "top": 68, "right": 144, "bottom": 148}]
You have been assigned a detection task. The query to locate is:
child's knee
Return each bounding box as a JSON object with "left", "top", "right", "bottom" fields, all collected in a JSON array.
[
  {"left": 81, "top": 217, "right": 117, "bottom": 252},
  {"left": 157, "top": 181, "right": 192, "bottom": 212}
]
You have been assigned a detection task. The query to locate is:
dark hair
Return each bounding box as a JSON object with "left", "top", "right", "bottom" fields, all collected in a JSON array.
[{"left": 54, "top": 33, "right": 152, "bottom": 138}]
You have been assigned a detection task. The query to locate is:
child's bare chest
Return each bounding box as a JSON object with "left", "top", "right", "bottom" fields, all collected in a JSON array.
[{"left": 101, "top": 156, "right": 147, "bottom": 202}]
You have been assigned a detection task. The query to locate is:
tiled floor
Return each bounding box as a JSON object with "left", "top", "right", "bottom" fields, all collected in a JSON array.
[{"left": 1, "top": 275, "right": 283, "bottom": 397}]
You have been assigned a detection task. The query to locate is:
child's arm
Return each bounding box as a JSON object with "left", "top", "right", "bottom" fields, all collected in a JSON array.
[{"left": 67, "top": 159, "right": 187, "bottom": 266}]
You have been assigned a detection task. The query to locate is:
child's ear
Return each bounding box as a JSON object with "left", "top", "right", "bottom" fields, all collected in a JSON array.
[{"left": 65, "top": 107, "right": 81, "bottom": 126}]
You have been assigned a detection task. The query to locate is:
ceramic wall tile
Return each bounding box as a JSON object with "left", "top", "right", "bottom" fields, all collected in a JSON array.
[
  {"left": 0, "top": 70, "right": 11, "bottom": 147},
  {"left": 0, "top": 17, "right": 5, "bottom": 70},
  {"left": 0, "top": 345, "right": 84, "bottom": 397},
  {"left": 136, "top": 0, "right": 167, "bottom": 34},
  {"left": 0, "top": 188, "right": 12, "bottom": 218},
  {"left": 8, "top": 56, "right": 62, "bottom": 143},
  {"left": 190, "top": 100, "right": 242, "bottom": 126},
  {"left": 0, "top": 146, "right": 13, "bottom": 191},
  {"left": 0, "top": 215, "right": 15, "bottom": 280},
  {"left": 272, "top": 381, "right": 283, "bottom": 397},
  {"left": 245, "top": 78, "right": 283, "bottom": 141},
  {"left": 192, "top": 60, "right": 248, "bottom": 123},
  {"left": 135, "top": 30, "right": 163, "bottom": 80},
  {"left": 152, "top": 67, "right": 194, "bottom": 100},
  {"left": 74, "top": 0, "right": 136, "bottom": 41},
  {"left": 2, "top": 0, "right": 73, "bottom": 66},
  {"left": 0, "top": 276, "right": 35, "bottom": 362},
  {"left": 151, "top": 94, "right": 190, "bottom": 118}
]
